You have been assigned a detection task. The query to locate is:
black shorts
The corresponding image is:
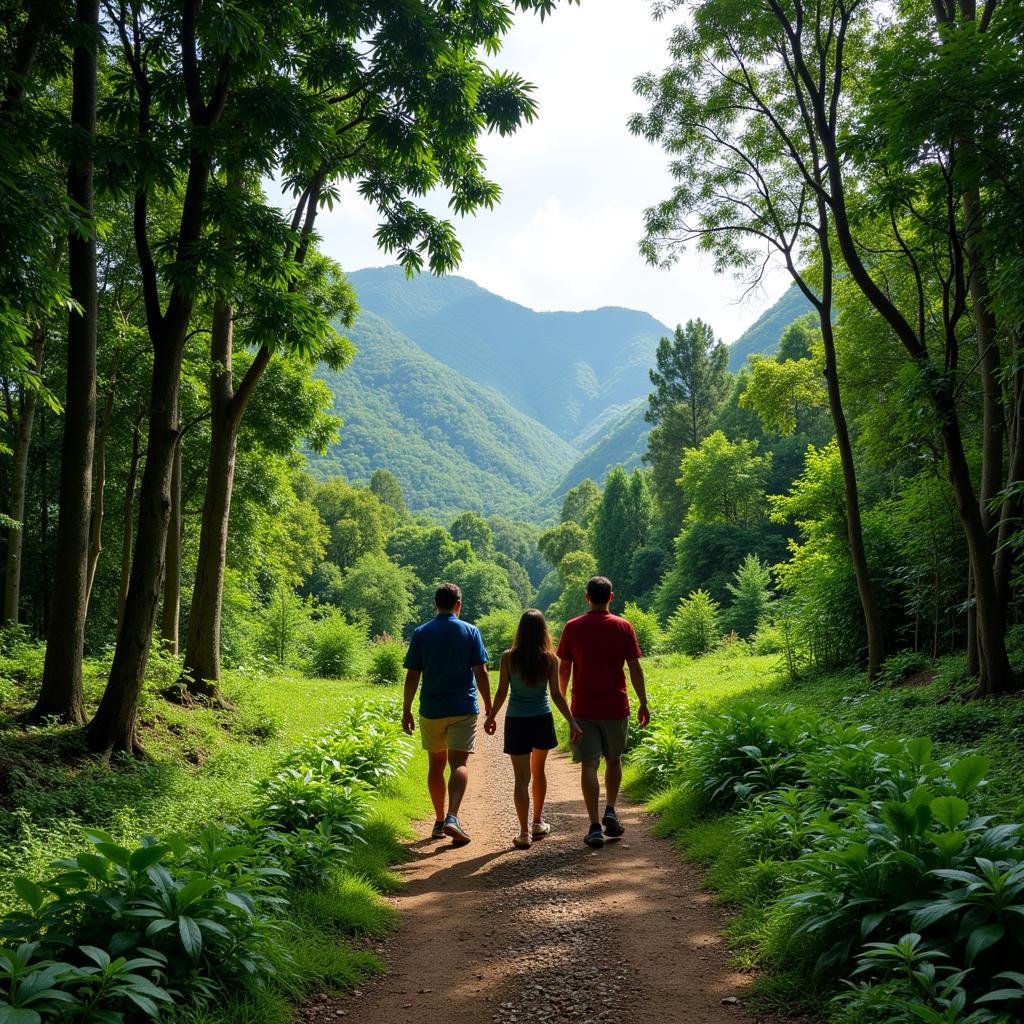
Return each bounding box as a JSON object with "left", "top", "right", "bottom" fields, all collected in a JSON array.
[{"left": 503, "top": 712, "right": 558, "bottom": 756}]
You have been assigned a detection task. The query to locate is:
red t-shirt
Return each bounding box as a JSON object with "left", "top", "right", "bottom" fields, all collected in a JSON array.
[{"left": 556, "top": 611, "right": 643, "bottom": 720}]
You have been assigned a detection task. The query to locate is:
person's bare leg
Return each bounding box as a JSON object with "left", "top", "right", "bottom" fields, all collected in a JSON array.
[
  {"left": 604, "top": 757, "right": 622, "bottom": 811},
  {"left": 531, "top": 748, "right": 549, "bottom": 823},
  {"left": 511, "top": 753, "right": 532, "bottom": 834},
  {"left": 427, "top": 750, "right": 448, "bottom": 821},
  {"left": 581, "top": 758, "right": 601, "bottom": 825},
  {"left": 447, "top": 749, "right": 470, "bottom": 817}
]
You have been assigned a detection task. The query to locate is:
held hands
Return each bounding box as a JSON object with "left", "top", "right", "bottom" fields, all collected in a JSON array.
[
  {"left": 402, "top": 710, "right": 415, "bottom": 735},
  {"left": 483, "top": 715, "right": 497, "bottom": 736},
  {"left": 637, "top": 703, "right": 651, "bottom": 728},
  {"left": 568, "top": 718, "right": 583, "bottom": 744}
]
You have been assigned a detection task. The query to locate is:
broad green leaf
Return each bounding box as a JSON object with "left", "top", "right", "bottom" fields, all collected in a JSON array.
[
  {"left": 12, "top": 878, "right": 44, "bottom": 913},
  {"left": 948, "top": 755, "right": 989, "bottom": 796},
  {"left": 178, "top": 916, "right": 202, "bottom": 959},
  {"left": 0, "top": 1009, "right": 42, "bottom": 1024},
  {"left": 965, "top": 922, "right": 1004, "bottom": 964},
  {"left": 128, "top": 845, "right": 169, "bottom": 873},
  {"left": 930, "top": 796, "right": 969, "bottom": 830},
  {"left": 906, "top": 737, "right": 933, "bottom": 765}
]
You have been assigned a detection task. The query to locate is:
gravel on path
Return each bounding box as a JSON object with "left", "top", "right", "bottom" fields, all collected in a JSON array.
[{"left": 295, "top": 718, "right": 753, "bottom": 1024}]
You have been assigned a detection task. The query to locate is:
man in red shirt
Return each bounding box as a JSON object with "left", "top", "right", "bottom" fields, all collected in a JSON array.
[{"left": 557, "top": 575, "right": 650, "bottom": 847}]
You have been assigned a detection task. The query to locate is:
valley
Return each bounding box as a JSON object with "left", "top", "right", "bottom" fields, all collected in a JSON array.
[{"left": 312, "top": 267, "right": 795, "bottom": 520}]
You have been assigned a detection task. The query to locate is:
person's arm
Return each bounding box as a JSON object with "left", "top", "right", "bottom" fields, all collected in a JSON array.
[
  {"left": 627, "top": 659, "right": 650, "bottom": 727},
  {"left": 402, "top": 670, "right": 420, "bottom": 734},
  {"left": 484, "top": 653, "right": 510, "bottom": 735},
  {"left": 473, "top": 663, "right": 492, "bottom": 718},
  {"left": 548, "top": 656, "right": 581, "bottom": 742},
  {"left": 558, "top": 657, "right": 572, "bottom": 699}
]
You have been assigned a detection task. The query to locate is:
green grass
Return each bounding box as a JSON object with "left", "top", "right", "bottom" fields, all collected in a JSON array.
[
  {"left": 641, "top": 646, "right": 1024, "bottom": 817},
  {"left": 0, "top": 657, "right": 410, "bottom": 909}
]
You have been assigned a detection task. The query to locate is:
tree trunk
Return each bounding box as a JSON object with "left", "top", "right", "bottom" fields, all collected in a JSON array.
[
  {"left": 85, "top": 380, "right": 116, "bottom": 611},
  {"left": 118, "top": 407, "right": 144, "bottom": 630},
  {"left": 183, "top": 301, "right": 240, "bottom": 697},
  {"left": 88, "top": 339, "right": 183, "bottom": 754},
  {"left": 28, "top": 0, "right": 99, "bottom": 725},
  {"left": 182, "top": 170, "right": 318, "bottom": 697},
  {"left": 38, "top": 407, "right": 49, "bottom": 637},
  {"left": 821, "top": 316, "right": 885, "bottom": 677},
  {"left": 4, "top": 328, "right": 45, "bottom": 626},
  {"left": 995, "top": 349, "right": 1024, "bottom": 605},
  {"left": 937, "top": 402, "right": 1015, "bottom": 693},
  {"left": 161, "top": 433, "right": 182, "bottom": 655}
]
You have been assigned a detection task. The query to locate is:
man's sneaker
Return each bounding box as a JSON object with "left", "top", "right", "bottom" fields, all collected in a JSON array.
[
  {"left": 443, "top": 814, "right": 471, "bottom": 844},
  {"left": 430, "top": 820, "right": 445, "bottom": 840},
  {"left": 603, "top": 807, "right": 625, "bottom": 838},
  {"left": 585, "top": 823, "right": 605, "bottom": 848},
  {"left": 513, "top": 832, "right": 532, "bottom": 850},
  {"left": 531, "top": 820, "right": 552, "bottom": 839}
]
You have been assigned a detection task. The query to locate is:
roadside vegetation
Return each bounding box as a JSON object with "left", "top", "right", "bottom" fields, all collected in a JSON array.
[
  {"left": 630, "top": 645, "right": 1024, "bottom": 1023},
  {"left": 0, "top": 640, "right": 427, "bottom": 1024}
]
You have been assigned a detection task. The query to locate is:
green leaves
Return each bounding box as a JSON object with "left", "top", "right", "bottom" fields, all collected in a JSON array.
[
  {"left": 930, "top": 797, "right": 969, "bottom": 831},
  {"left": 947, "top": 756, "right": 989, "bottom": 797}
]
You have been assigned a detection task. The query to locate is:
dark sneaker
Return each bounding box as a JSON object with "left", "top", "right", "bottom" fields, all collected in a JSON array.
[
  {"left": 603, "top": 808, "right": 625, "bottom": 838},
  {"left": 430, "top": 820, "right": 445, "bottom": 840},
  {"left": 443, "top": 814, "right": 471, "bottom": 845},
  {"left": 585, "top": 823, "right": 605, "bottom": 848}
]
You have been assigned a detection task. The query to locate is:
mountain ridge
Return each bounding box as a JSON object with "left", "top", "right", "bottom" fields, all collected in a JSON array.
[{"left": 347, "top": 266, "right": 670, "bottom": 443}]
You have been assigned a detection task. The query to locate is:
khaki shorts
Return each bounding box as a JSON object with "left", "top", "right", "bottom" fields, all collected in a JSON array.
[
  {"left": 419, "top": 714, "right": 478, "bottom": 753},
  {"left": 571, "top": 717, "right": 629, "bottom": 763}
]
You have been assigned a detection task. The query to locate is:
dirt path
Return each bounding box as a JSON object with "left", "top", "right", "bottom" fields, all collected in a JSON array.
[{"left": 301, "top": 721, "right": 752, "bottom": 1024}]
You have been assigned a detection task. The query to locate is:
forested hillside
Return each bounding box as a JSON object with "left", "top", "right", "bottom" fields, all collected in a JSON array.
[
  {"left": 310, "top": 312, "right": 576, "bottom": 518},
  {"left": 726, "top": 285, "right": 813, "bottom": 370},
  {"left": 348, "top": 266, "right": 669, "bottom": 441}
]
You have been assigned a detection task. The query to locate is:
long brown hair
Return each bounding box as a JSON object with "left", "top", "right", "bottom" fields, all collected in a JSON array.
[{"left": 509, "top": 608, "right": 555, "bottom": 686}]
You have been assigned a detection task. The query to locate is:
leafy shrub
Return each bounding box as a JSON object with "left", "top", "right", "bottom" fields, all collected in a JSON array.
[
  {"left": 474, "top": 608, "right": 521, "bottom": 661},
  {"left": 750, "top": 621, "right": 785, "bottom": 655},
  {"left": 659, "top": 695, "right": 1024, "bottom": 1013},
  {"left": 665, "top": 590, "right": 721, "bottom": 656},
  {"left": 1, "top": 825, "right": 287, "bottom": 1013},
  {"left": 622, "top": 602, "right": 662, "bottom": 657},
  {"left": 235, "top": 706, "right": 283, "bottom": 743},
  {"left": 877, "top": 649, "right": 933, "bottom": 689},
  {"left": 725, "top": 554, "right": 773, "bottom": 638},
  {"left": 632, "top": 721, "right": 688, "bottom": 787},
  {"left": 369, "top": 641, "right": 404, "bottom": 686},
  {"left": 283, "top": 701, "right": 411, "bottom": 792},
  {"left": 306, "top": 611, "right": 367, "bottom": 679}
]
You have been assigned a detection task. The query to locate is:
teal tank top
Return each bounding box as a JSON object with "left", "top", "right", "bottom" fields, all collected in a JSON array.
[{"left": 506, "top": 656, "right": 552, "bottom": 718}]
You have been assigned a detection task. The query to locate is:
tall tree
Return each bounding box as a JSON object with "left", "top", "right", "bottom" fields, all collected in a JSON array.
[
  {"left": 644, "top": 320, "right": 729, "bottom": 536},
  {"left": 725, "top": 0, "right": 1020, "bottom": 692},
  {"left": 28, "top": 0, "right": 99, "bottom": 725},
  {"left": 369, "top": 469, "right": 406, "bottom": 520},
  {"left": 560, "top": 478, "right": 601, "bottom": 527},
  {"left": 89, "top": 0, "right": 266, "bottom": 752},
  {"left": 589, "top": 466, "right": 653, "bottom": 601},
  {"left": 181, "top": 0, "right": 574, "bottom": 696}
]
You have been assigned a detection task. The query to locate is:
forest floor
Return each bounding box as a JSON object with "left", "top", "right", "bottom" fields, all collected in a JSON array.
[{"left": 295, "top": 721, "right": 756, "bottom": 1024}]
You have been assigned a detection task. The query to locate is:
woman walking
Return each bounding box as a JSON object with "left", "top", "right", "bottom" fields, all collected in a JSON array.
[{"left": 484, "top": 609, "right": 581, "bottom": 848}]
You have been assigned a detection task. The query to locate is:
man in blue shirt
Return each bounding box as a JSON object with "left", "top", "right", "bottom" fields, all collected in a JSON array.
[{"left": 403, "top": 582, "right": 491, "bottom": 845}]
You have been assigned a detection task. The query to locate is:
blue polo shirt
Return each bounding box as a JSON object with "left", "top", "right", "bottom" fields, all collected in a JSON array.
[{"left": 404, "top": 613, "right": 489, "bottom": 718}]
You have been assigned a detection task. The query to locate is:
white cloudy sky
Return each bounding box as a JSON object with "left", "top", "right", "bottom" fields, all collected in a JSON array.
[{"left": 310, "top": 0, "right": 789, "bottom": 343}]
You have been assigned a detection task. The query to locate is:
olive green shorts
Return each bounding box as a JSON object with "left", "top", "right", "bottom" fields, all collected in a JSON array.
[
  {"left": 419, "top": 713, "right": 478, "bottom": 754},
  {"left": 571, "top": 716, "right": 629, "bottom": 763}
]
